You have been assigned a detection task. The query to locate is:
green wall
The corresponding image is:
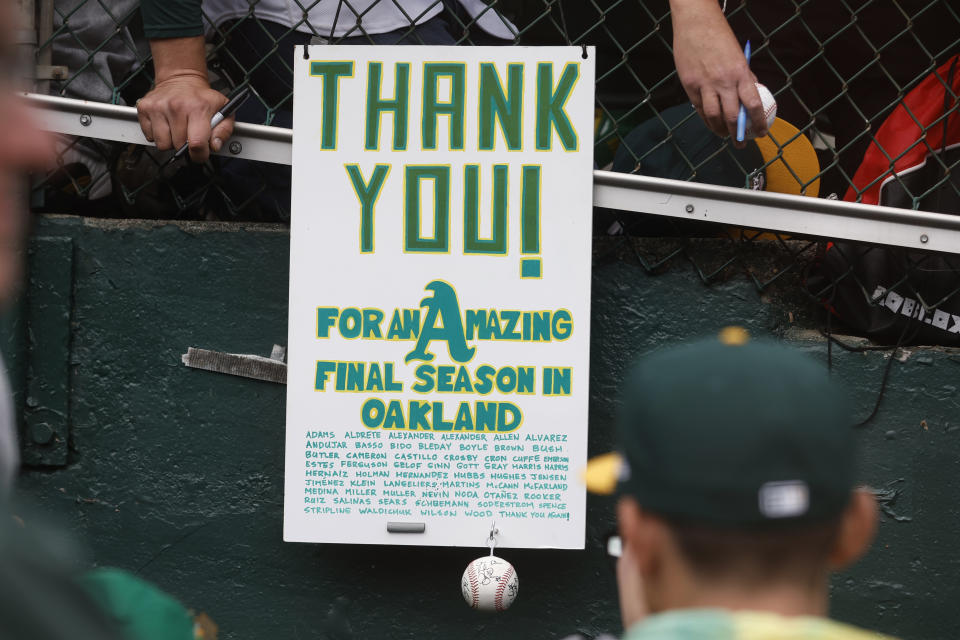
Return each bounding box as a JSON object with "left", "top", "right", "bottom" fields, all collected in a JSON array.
[{"left": 12, "top": 215, "right": 960, "bottom": 639}]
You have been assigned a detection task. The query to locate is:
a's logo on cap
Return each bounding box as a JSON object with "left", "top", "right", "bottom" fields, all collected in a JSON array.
[
  {"left": 758, "top": 480, "right": 809, "bottom": 518},
  {"left": 718, "top": 326, "right": 750, "bottom": 346}
]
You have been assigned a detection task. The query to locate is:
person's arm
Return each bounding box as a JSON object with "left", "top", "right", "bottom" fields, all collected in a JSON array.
[
  {"left": 669, "top": 0, "right": 766, "bottom": 144},
  {"left": 136, "top": 0, "right": 234, "bottom": 163}
]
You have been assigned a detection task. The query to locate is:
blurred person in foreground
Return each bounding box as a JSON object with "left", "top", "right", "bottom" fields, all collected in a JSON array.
[
  {"left": 0, "top": 0, "right": 117, "bottom": 636},
  {"left": 585, "top": 327, "right": 888, "bottom": 639},
  {"left": 0, "top": 1, "right": 56, "bottom": 498},
  {"left": 0, "top": 5, "right": 215, "bottom": 638}
]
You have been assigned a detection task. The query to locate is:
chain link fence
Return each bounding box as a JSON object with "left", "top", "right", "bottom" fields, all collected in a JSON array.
[{"left": 23, "top": 0, "right": 960, "bottom": 353}]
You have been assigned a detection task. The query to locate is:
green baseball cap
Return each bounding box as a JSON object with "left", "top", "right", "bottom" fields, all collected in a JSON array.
[{"left": 585, "top": 328, "right": 856, "bottom": 525}]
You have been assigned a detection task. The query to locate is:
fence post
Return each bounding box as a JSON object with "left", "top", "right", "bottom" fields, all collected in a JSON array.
[
  {"left": 13, "top": 0, "right": 36, "bottom": 91},
  {"left": 36, "top": 0, "right": 53, "bottom": 94}
]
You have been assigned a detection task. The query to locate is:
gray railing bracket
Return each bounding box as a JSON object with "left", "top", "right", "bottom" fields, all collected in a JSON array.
[{"left": 181, "top": 345, "right": 287, "bottom": 384}]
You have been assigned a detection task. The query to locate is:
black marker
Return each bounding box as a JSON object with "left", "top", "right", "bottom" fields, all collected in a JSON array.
[{"left": 165, "top": 85, "right": 251, "bottom": 165}]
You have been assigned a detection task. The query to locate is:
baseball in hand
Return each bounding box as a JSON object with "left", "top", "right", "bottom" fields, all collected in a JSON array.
[
  {"left": 744, "top": 83, "right": 777, "bottom": 140},
  {"left": 461, "top": 556, "right": 519, "bottom": 612}
]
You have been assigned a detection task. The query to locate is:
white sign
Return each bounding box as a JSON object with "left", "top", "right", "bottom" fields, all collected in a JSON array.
[{"left": 285, "top": 46, "right": 595, "bottom": 548}]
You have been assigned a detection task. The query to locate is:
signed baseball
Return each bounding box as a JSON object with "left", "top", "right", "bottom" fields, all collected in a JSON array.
[
  {"left": 461, "top": 556, "right": 519, "bottom": 612},
  {"left": 745, "top": 83, "right": 777, "bottom": 139}
]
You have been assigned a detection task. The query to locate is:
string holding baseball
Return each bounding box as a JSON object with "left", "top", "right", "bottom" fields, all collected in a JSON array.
[{"left": 461, "top": 522, "right": 519, "bottom": 612}]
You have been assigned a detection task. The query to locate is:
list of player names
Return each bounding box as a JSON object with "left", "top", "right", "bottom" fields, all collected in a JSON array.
[{"left": 302, "top": 430, "right": 571, "bottom": 521}]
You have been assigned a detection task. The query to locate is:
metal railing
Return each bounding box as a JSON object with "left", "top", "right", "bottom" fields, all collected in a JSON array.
[{"left": 25, "top": 91, "right": 960, "bottom": 254}]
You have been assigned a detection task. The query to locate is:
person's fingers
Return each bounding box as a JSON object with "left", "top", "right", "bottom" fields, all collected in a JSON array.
[
  {"left": 151, "top": 112, "right": 173, "bottom": 151},
  {"left": 138, "top": 113, "right": 154, "bottom": 144},
  {"left": 136, "top": 102, "right": 155, "bottom": 143},
  {"left": 719, "top": 88, "right": 741, "bottom": 142},
  {"left": 687, "top": 87, "right": 707, "bottom": 131},
  {"left": 169, "top": 107, "right": 189, "bottom": 153},
  {"left": 210, "top": 115, "right": 235, "bottom": 154},
  {"left": 739, "top": 79, "right": 766, "bottom": 138},
  {"left": 186, "top": 110, "right": 212, "bottom": 163},
  {"left": 682, "top": 83, "right": 702, "bottom": 112},
  {"left": 699, "top": 91, "right": 725, "bottom": 137}
]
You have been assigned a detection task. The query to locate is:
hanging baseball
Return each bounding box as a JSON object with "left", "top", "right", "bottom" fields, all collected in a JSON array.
[
  {"left": 461, "top": 556, "right": 519, "bottom": 612},
  {"left": 745, "top": 83, "right": 778, "bottom": 139}
]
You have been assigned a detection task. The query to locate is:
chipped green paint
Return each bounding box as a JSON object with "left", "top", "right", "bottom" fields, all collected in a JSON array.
[{"left": 7, "top": 216, "right": 960, "bottom": 640}]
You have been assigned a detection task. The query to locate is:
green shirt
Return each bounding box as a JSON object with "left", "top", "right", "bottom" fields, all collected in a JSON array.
[
  {"left": 623, "top": 610, "right": 896, "bottom": 640},
  {"left": 140, "top": 0, "right": 202, "bottom": 39}
]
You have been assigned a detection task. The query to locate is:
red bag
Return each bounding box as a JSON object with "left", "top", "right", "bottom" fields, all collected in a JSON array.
[{"left": 809, "top": 55, "right": 960, "bottom": 344}]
